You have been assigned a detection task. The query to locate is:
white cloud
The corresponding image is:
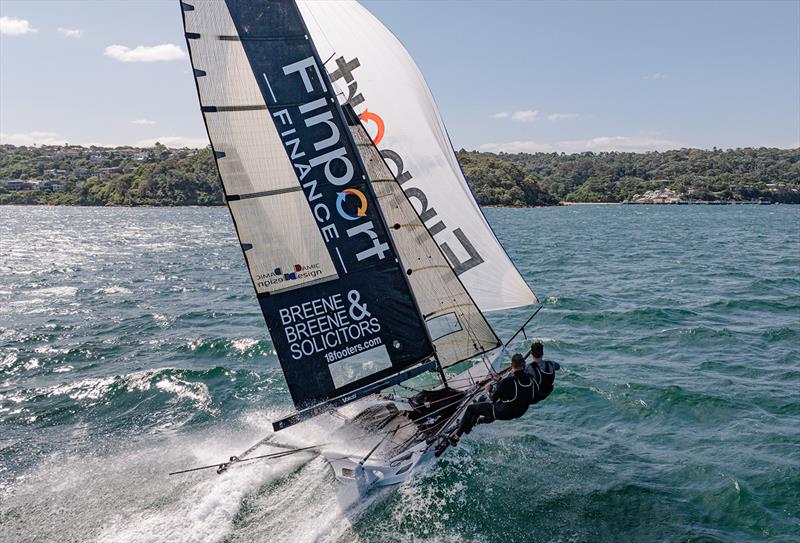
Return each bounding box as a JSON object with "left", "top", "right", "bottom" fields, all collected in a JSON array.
[
  {"left": 135, "top": 136, "right": 208, "bottom": 148},
  {"left": 645, "top": 72, "right": 669, "bottom": 80},
  {"left": 493, "top": 110, "right": 540, "bottom": 122},
  {"left": 0, "top": 16, "right": 38, "bottom": 35},
  {"left": 494, "top": 110, "right": 583, "bottom": 123},
  {"left": 57, "top": 27, "right": 82, "bottom": 38},
  {"left": 510, "top": 110, "right": 539, "bottom": 122},
  {"left": 131, "top": 119, "right": 157, "bottom": 125},
  {"left": 104, "top": 43, "right": 188, "bottom": 63},
  {"left": 479, "top": 135, "right": 689, "bottom": 154},
  {"left": 547, "top": 112, "right": 579, "bottom": 122},
  {"left": 0, "top": 131, "right": 66, "bottom": 146}
]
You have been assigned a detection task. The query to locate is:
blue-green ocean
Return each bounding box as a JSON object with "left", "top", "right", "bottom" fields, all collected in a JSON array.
[{"left": 1, "top": 205, "right": 798, "bottom": 543}]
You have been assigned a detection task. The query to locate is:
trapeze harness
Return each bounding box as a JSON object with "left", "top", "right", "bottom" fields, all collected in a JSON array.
[
  {"left": 492, "top": 370, "right": 533, "bottom": 420},
  {"left": 526, "top": 360, "right": 557, "bottom": 405},
  {"left": 453, "top": 370, "right": 533, "bottom": 440}
]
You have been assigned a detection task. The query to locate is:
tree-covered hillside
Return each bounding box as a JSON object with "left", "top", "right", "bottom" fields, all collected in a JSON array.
[
  {"left": 0, "top": 144, "right": 222, "bottom": 206},
  {"left": 466, "top": 147, "right": 800, "bottom": 203},
  {"left": 457, "top": 153, "right": 559, "bottom": 206},
  {"left": 1, "top": 143, "right": 797, "bottom": 206}
]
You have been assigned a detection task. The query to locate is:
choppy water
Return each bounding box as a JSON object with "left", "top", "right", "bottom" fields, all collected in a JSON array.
[{"left": 1, "top": 205, "right": 798, "bottom": 543}]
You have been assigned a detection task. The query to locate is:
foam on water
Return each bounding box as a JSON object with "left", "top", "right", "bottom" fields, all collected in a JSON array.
[
  {"left": 96, "top": 286, "right": 134, "bottom": 296},
  {"left": 0, "top": 415, "right": 314, "bottom": 543},
  {"left": 31, "top": 286, "right": 79, "bottom": 298},
  {"left": 97, "top": 448, "right": 307, "bottom": 543}
]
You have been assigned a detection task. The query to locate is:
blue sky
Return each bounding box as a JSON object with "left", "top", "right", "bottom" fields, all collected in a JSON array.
[{"left": 1, "top": 0, "right": 798, "bottom": 153}]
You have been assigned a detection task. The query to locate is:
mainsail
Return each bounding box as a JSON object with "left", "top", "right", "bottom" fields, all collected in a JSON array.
[
  {"left": 181, "top": 0, "right": 437, "bottom": 410},
  {"left": 297, "top": 0, "right": 538, "bottom": 312}
]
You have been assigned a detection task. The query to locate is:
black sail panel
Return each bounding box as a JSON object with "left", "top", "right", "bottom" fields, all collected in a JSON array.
[
  {"left": 181, "top": 0, "right": 434, "bottom": 409},
  {"left": 261, "top": 267, "right": 431, "bottom": 404}
]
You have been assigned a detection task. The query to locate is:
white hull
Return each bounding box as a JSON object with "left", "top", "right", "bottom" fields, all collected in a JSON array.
[
  {"left": 318, "top": 354, "right": 504, "bottom": 494},
  {"left": 324, "top": 442, "right": 435, "bottom": 493},
  {"left": 318, "top": 398, "right": 447, "bottom": 495}
]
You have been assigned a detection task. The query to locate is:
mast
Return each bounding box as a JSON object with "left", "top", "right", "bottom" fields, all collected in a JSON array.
[{"left": 340, "top": 105, "right": 447, "bottom": 386}]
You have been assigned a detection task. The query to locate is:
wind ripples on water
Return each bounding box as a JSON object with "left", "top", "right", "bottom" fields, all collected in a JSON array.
[{"left": 1, "top": 205, "right": 798, "bottom": 542}]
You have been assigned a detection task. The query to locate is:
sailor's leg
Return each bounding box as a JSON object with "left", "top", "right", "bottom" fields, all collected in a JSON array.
[
  {"left": 476, "top": 404, "right": 496, "bottom": 425},
  {"left": 438, "top": 402, "right": 491, "bottom": 456},
  {"left": 455, "top": 407, "right": 471, "bottom": 437},
  {"left": 457, "top": 402, "right": 494, "bottom": 437},
  {"left": 455, "top": 404, "right": 478, "bottom": 437},
  {"left": 469, "top": 402, "right": 495, "bottom": 431}
]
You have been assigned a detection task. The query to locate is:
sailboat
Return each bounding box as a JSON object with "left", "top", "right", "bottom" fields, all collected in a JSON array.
[{"left": 178, "top": 0, "right": 540, "bottom": 494}]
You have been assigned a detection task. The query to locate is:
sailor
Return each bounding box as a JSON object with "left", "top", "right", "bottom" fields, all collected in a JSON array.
[
  {"left": 450, "top": 353, "right": 532, "bottom": 443},
  {"left": 525, "top": 341, "right": 560, "bottom": 405}
]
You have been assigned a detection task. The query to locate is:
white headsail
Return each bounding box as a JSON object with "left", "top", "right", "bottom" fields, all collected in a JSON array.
[{"left": 297, "top": 0, "right": 538, "bottom": 312}]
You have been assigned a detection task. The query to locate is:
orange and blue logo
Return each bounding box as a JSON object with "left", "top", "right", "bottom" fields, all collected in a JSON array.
[{"left": 336, "top": 188, "right": 368, "bottom": 221}]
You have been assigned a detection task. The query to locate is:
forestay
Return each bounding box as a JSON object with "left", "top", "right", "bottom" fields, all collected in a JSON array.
[
  {"left": 181, "top": 0, "right": 435, "bottom": 409},
  {"left": 298, "top": 0, "right": 538, "bottom": 312}
]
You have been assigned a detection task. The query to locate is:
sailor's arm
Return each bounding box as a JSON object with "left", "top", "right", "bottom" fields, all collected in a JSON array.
[
  {"left": 488, "top": 380, "right": 501, "bottom": 402},
  {"left": 490, "top": 377, "right": 512, "bottom": 403}
]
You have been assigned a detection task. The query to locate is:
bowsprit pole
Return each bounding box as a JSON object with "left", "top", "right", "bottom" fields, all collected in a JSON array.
[{"left": 168, "top": 444, "right": 324, "bottom": 476}]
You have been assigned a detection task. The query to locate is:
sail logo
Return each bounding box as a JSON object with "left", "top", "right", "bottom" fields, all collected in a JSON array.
[
  {"left": 255, "top": 263, "right": 322, "bottom": 289},
  {"left": 328, "top": 56, "right": 486, "bottom": 275},
  {"left": 336, "top": 188, "right": 368, "bottom": 221},
  {"left": 278, "top": 289, "right": 381, "bottom": 361},
  {"left": 270, "top": 56, "right": 391, "bottom": 270}
]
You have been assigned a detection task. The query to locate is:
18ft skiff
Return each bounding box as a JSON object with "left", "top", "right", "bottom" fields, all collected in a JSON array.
[{"left": 177, "top": 0, "right": 540, "bottom": 493}]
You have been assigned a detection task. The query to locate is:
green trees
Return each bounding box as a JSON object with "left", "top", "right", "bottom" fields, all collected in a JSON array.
[
  {"left": 483, "top": 147, "right": 799, "bottom": 203},
  {"left": 0, "top": 143, "right": 797, "bottom": 206},
  {"left": 458, "top": 152, "right": 559, "bottom": 206},
  {"left": 0, "top": 145, "right": 223, "bottom": 206}
]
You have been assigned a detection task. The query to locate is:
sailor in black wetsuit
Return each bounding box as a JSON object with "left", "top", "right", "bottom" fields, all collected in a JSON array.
[
  {"left": 451, "top": 353, "right": 532, "bottom": 443},
  {"left": 525, "top": 341, "right": 560, "bottom": 405}
]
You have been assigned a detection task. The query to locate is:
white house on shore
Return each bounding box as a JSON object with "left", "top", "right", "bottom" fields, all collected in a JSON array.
[{"left": 628, "top": 188, "right": 683, "bottom": 204}]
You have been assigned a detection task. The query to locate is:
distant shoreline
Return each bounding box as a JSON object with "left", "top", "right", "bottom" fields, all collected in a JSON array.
[
  {"left": 0, "top": 201, "right": 793, "bottom": 209},
  {"left": 2, "top": 145, "right": 797, "bottom": 206},
  {"left": 559, "top": 202, "right": 620, "bottom": 205}
]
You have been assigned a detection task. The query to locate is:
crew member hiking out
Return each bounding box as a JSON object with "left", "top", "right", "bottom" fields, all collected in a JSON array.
[
  {"left": 440, "top": 354, "right": 532, "bottom": 453},
  {"left": 525, "top": 341, "right": 560, "bottom": 405}
]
